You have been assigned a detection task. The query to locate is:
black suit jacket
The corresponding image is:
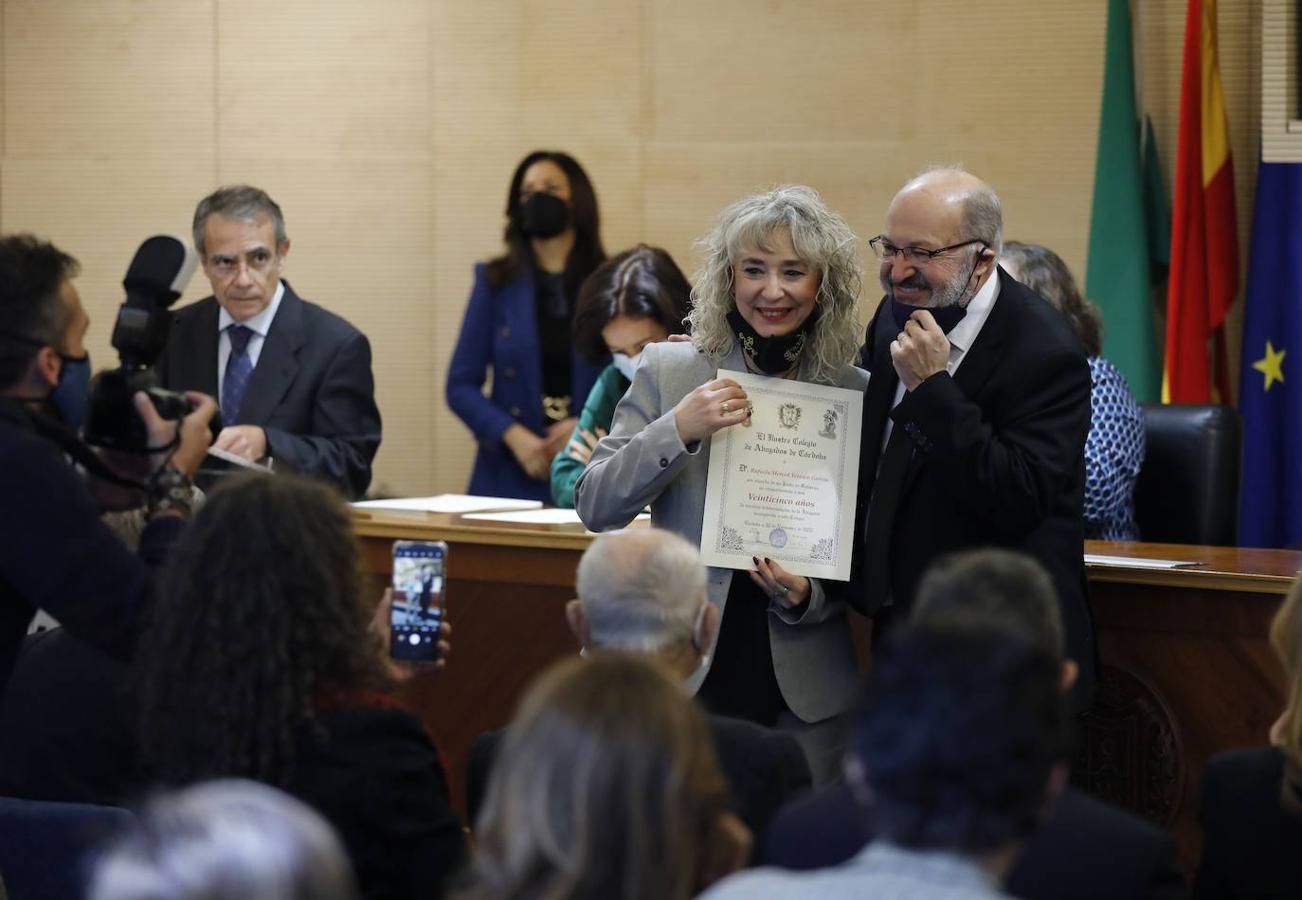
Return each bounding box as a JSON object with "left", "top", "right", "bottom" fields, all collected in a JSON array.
[
  {"left": 765, "top": 782, "right": 1187, "bottom": 900},
  {"left": 852, "top": 270, "right": 1096, "bottom": 696},
  {"left": 1194, "top": 746, "right": 1302, "bottom": 899},
  {"left": 466, "top": 713, "right": 812, "bottom": 864},
  {"left": 157, "top": 281, "right": 381, "bottom": 498}
]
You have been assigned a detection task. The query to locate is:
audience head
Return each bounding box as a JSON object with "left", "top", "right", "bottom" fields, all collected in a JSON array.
[
  {"left": 569, "top": 529, "right": 718, "bottom": 678},
  {"left": 1270, "top": 576, "right": 1302, "bottom": 770},
  {"left": 469, "top": 653, "right": 743, "bottom": 900},
  {"left": 90, "top": 779, "right": 358, "bottom": 900},
  {"left": 912, "top": 547, "right": 1076, "bottom": 692},
  {"left": 873, "top": 166, "right": 1001, "bottom": 312},
  {"left": 138, "top": 474, "right": 389, "bottom": 787},
  {"left": 0, "top": 233, "right": 86, "bottom": 399},
  {"left": 193, "top": 185, "right": 290, "bottom": 323},
  {"left": 570, "top": 245, "right": 692, "bottom": 370},
  {"left": 847, "top": 623, "right": 1066, "bottom": 863},
  {"left": 1000, "top": 241, "right": 1103, "bottom": 356},
  {"left": 490, "top": 150, "right": 606, "bottom": 289},
  {"left": 688, "top": 184, "right": 862, "bottom": 383}
]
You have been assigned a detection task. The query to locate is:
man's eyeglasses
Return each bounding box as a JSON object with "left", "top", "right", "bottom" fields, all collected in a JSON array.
[{"left": 869, "top": 236, "right": 987, "bottom": 263}]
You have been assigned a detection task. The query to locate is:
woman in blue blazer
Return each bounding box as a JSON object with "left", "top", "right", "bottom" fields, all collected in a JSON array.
[{"left": 447, "top": 150, "right": 607, "bottom": 501}]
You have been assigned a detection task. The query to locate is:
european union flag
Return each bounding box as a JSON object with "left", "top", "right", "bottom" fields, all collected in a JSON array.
[{"left": 1239, "top": 160, "right": 1302, "bottom": 547}]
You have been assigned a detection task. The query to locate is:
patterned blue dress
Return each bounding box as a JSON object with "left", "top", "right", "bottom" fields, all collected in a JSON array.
[{"left": 1084, "top": 357, "right": 1145, "bottom": 541}]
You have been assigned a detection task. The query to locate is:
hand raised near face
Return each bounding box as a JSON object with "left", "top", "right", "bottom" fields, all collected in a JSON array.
[
  {"left": 890, "top": 309, "right": 950, "bottom": 391},
  {"left": 672, "top": 377, "right": 751, "bottom": 445}
]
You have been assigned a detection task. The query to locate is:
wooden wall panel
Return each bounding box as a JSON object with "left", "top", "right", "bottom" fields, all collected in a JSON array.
[{"left": 0, "top": 0, "right": 1267, "bottom": 494}]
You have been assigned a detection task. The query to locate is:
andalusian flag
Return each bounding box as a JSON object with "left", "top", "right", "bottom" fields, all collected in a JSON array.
[
  {"left": 1086, "top": 0, "right": 1162, "bottom": 404},
  {"left": 1163, "top": 0, "right": 1238, "bottom": 403}
]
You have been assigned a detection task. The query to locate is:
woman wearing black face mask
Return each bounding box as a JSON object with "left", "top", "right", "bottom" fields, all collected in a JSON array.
[
  {"left": 573, "top": 186, "right": 867, "bottom": 785},
  {"left": 446, "top": 150, "right": 607, "bottom": 501}
]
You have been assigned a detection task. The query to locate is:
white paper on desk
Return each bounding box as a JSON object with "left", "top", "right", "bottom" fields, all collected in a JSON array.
[
  {"left": 700, "top": 370, "right": 862, "bottom": 581},
  {"left": 1084, "top": 554, "right": 1206, "bottom": 570},
  {"left": 351, "top": 495, "right": 543, "bottom": 514},
  {"left": 462, "top": 509, "right": 650, "bottom": 532}
]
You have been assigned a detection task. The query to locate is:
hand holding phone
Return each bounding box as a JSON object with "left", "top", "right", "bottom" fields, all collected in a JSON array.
[{"left": 390, "top": 540, "right": 448, "bottom": 663}]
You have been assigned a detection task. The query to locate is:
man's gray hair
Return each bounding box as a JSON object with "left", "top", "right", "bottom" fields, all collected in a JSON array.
[
  {"left": 90, "top": 779, "right": 358, "bottom": 900},
  {"left": 576, "top": 529, "right": 708, "bottom": 654},
  {"left": 911, "top": 165, "right": 1004, "bottom": 255},
  {"left": 193, "top": 185, "right": 288, "bottom": 255}
]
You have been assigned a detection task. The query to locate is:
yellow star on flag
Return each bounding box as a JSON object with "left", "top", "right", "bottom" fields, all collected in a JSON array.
[{"left": 1253, "top": 340, "right": 1286, "bottom": 391}]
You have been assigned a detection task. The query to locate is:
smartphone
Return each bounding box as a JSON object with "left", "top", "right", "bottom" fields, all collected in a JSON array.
[{"left": 390, "top": 540, "right": 448, "bottom": 662}]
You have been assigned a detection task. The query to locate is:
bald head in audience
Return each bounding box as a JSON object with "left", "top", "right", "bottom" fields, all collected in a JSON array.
[{"left": 568, "top": 528, "right": 720, "bottom": 680}]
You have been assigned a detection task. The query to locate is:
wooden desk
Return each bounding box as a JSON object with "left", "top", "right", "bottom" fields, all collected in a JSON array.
[{"left": 354, "top": 510, "right": 1299, "bottom": 866}]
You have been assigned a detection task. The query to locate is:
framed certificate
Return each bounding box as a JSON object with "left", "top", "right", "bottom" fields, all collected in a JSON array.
[{"left": 700, "top": 369, "right": 863, "bottom": 581}]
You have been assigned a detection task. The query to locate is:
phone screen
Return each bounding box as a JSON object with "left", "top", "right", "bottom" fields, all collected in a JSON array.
[{"left": 390, "top": 540, "right": 447, "bottom": 662}]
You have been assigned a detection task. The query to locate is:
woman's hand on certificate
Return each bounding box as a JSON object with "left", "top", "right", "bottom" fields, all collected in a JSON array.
[
  {"left": 673, "top": 377, "right": 752, "bottom": 444},
  {"left": 750, "top": 556, "right": 810, "bottom": 609}
]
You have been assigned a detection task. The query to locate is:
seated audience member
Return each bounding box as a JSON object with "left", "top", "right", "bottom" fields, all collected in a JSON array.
[
  {"left": 157, "top": 185, "right": 382, "bottom": 499},
  {"left": 466, "top": 529, "right": 811, "bottom": 857},
  {"left": 549, "top": 245, "right": 692, "bottom": 507},
  {"left": 1194, "top": 573, "right": 1302, "bottom": 898},
  {"left": 0, "top": 233, "right": 216, "bottom": 694},
  {"left": 462, "top": 653, "right": 750, "bottom": 900},
  {"left": 136, "top": 474, "right": 466, "bottom": 900},
  {"left": 1000, "top": 241, "right": 1145, "bottom": 541},
  {"left": 702, "top": 621, "right": 1067, "bottom": 899},
  {"left": 91, "top": 779, "right": 358, "bottom": 900},
  {"left": 765, "top": 549, "right": 1187, "bottom": 900}
]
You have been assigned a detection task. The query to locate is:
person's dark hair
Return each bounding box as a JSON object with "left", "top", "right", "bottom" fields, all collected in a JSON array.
[
  {"left": 851, "top": 623, "right": 1066, "bottom": 854},
  {"left": 0, "top": 234, "right": 80, "bottom": 388},
  {"left": 570, "top": 245, "right": 691, "bottom": 364},
  {"left": 912, "top": 548, "right": 1064, "bottom": 658},
  {"left": 1001, "top": 241, "right": 1103, "bottom": 356},
  {"left": 138, "top": 474, "right": 390, "bottom": 787},
  {"left": 484, "top": 150, "right": 606, "bottom": 295},
  {"left": 193, "top": 185, "right": 288, "bottom": 256}
]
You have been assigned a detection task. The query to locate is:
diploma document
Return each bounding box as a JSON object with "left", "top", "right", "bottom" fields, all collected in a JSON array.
[{"left": 700, "top": 369, "right": 863, "bottom": 581}]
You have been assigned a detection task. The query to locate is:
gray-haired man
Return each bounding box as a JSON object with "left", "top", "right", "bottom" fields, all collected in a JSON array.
[{"left": 469, "top": 528, "right": 812, "bottom": 859}]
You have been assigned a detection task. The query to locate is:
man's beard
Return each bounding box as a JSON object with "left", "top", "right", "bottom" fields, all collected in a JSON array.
[{"left": 880, "top": 252, "right": 979, "bottom": 309}]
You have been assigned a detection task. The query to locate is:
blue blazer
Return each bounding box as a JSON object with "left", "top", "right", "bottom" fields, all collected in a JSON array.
[{"left": 446, "top": 263, "right": 604, "bottom": 501}]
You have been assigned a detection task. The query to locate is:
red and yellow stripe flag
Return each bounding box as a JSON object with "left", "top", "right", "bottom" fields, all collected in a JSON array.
[{"left": 1164, "top": 0, "right": 1238, "bottom": 403}]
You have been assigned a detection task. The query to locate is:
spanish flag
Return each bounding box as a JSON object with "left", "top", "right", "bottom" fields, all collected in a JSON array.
[{"left": 1163, "top": 0, "right": 1238, "bottom": 403}]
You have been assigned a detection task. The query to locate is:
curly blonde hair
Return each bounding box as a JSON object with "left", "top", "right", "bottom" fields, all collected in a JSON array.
[{"left": 687, "top": 185, "right": 863, "bottom": 385}]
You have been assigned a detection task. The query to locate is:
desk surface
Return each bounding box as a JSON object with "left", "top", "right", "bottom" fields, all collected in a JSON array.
[{"left": 354, "top": 508, "right": 1302, "bottom": 592}]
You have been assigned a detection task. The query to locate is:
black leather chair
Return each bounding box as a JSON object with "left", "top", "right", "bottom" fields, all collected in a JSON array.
[{"left": 1132, "top": 403, "right": 1240, "bottom": 545}]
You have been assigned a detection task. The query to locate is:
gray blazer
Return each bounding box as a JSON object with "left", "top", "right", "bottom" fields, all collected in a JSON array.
[{"left": 574, "top": 341, "right": 868, "bottom": 723}]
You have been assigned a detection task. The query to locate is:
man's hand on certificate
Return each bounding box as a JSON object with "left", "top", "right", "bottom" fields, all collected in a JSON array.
[
  {"left": 750, "top": 556, "right": 811, "bottom": 609},
  {"left": 673, "top": 377, "right": 752, "bottom": 444},
  {"left": 890, "top": 309, "right": 950, "bottom": 391}
]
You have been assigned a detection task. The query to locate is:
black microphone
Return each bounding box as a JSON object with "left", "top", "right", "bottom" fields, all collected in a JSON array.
[{"left": 112, "top": 235, "right": 197, "bottom": 370}]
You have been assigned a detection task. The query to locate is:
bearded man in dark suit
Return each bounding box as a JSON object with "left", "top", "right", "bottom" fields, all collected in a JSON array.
[
  {"left": 157, "top": 185, "right": 381, "bottom": 498},
  {"left": 853, "top": 167, "right": 1096, "bottom": 700}
]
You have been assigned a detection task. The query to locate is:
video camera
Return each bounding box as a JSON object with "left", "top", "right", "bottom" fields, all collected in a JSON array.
[{"left": 83, "top": 236, "right": 199, "bottom": 452}]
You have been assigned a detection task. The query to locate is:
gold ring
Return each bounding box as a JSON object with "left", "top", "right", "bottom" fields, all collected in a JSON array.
[{"left": 721, "top": 401, "right": 730, "bottom": 415}]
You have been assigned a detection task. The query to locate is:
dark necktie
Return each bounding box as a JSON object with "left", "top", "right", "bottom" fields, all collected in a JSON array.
[{"left": 222, "top": 324, "right": 254, "bottom": 423}]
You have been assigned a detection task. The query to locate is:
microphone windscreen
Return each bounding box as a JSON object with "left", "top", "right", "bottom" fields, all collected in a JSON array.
[{"left": 122, "top": 235, "right": 198, "bottom": 306}]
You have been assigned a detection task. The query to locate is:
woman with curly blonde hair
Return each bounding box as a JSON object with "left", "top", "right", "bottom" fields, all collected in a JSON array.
[{"left": 574, "top": 185, "right": 866, "bottom": 782}]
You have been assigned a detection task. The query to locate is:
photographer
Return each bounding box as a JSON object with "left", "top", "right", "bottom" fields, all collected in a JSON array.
[{"left": 0, "top": 234, "right": 216, "bottom": 691}]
